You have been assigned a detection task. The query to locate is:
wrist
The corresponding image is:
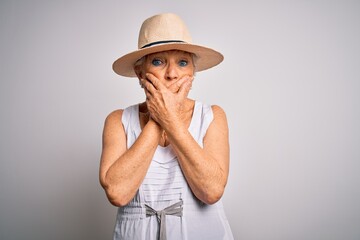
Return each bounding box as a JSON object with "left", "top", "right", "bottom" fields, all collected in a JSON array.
[
  {"left": 147, "top": 117, "right": 162, "bottom": 133},
  {"left": 164, "top": 118, "right": 187, "bottom": 137}
]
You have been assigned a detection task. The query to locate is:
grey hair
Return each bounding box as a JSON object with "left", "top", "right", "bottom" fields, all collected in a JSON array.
[{"left": 134, "top": 57, "right": 145, "bottom": 69}]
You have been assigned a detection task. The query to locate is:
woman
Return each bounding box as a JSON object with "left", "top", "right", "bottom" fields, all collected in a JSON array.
[{"left": 100, "top": 13, "right": 234, "bottom": 240}]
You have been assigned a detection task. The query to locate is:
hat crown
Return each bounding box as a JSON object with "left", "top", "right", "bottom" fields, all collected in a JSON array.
[{"left": 138, "top": 13, "right": 192, "bottom": 49}]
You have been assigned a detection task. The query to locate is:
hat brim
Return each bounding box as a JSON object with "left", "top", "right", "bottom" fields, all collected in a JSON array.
[{"left": 112, "top": 42, "right": 224, "bottom": 77}]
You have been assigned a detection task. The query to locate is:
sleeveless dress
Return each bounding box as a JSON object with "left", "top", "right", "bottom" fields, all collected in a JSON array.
[{"left": 114, "top": 101, "right": 234, "bottom": 240}]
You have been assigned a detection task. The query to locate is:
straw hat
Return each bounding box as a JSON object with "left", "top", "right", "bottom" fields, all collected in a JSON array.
[{"left": 112, "top": 13, "right": 224, "bottom": 77}]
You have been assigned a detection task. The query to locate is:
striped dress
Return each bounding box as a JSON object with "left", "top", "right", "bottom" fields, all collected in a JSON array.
[{"left": 113, "top": 101, "right": 234, "bottom": 240}]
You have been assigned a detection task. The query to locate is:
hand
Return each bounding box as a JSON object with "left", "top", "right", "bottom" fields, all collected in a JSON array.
[
  {"left": 167, "top": 75, "right": 193, "bottom": 93},
  {"left": 140, "top": 73, "right": 193, "bottom": 130}
]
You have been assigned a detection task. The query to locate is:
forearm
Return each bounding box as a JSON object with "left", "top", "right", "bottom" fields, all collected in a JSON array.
[
  {"left": 166, "top": 123, "right": 228, "bottom": 204},
  {"left": 104, "top": 120, "right": 161, "bottom": 206}
]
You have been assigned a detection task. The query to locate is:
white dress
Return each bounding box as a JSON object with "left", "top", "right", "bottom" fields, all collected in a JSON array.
[{"left": 113, "top": 101, "right": 234, "bottom": 240}]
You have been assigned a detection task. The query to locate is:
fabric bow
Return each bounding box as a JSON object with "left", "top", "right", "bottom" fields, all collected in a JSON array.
[{"left": 145, "top": 200, "right": 183, "bottom": 240}]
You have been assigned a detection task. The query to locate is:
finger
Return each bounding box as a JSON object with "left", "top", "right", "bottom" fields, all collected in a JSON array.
[
  {"left": 168, "top": 75, "right": 191, "bottom": 93},
  {"left": 141, "top": 78, "right": 156, "bottom": 95},
  {"left": 144, "top": 89, "right": 152, "bottom": 99},
  {"left": 145, "top": 73, "right": 166, "bottom": 91},
  {"left": 178, "top": 78, "right": 192, "bottom": 98}
]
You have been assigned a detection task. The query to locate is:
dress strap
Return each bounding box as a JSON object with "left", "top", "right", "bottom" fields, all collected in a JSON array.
[
  {"left": 121, "top": 104, "right": 140, "bottom": 149},
  {"left": 188, "top": 101, "right": 214, "bottom": 147}
]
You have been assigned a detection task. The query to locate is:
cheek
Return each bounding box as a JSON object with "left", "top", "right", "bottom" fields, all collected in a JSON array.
[
  {"left": 144, "top": 64, "right": 162, "bottom": 75},
  {"left": 184, "top": 63, "right": 195, "bottom": 75},
  {"left": 184, "top": 68, "right": 195, "bottom": 77},
  {"left": 148, "top": 70, "right": 164, "bottom": 80},
  {"left": 144, "top": 67, "right": 166, "bottom": 79}
]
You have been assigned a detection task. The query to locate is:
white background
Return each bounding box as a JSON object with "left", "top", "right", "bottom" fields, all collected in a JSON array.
[{"left": 1, "top": 1, "right": 359, "bottom": 239}]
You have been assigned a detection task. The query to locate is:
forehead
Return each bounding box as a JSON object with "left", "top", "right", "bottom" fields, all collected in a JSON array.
[{"left": 146, "top": 50, "right": 193, "bottom": 58}]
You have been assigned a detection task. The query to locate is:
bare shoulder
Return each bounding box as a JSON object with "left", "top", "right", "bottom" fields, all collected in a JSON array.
[
  {"left": 104, "top": 109, "right": 123, "bottom": 126},
  {"left": 204, "top": 104, "right": 229, "bottom": 138},
  {"left": 204, "top": 104, "right": 229, "bottom": 157},
  {"left": 211, "top": 105, "right": 228, "bottom": 122},
  {"left": 102, "top": 109, "right": 125, "bottom": 140}
]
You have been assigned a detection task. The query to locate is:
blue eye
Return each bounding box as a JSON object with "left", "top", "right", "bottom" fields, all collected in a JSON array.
[
  {"left": 151, "top": 59, "right": 162, "bottom": 66},
  {"left": 179, "top": 60, "right": 188, "bottom": 67}
]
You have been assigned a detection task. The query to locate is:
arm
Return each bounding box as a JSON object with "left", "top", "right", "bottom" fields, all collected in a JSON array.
[
  {"left": 99, "top": 110, "right": 162, "bottom": 207},
  {"left": 142, "top": 73, "right": 230, "bottom": 204},
  {"left": 166, "top": 105, "right": 230, "bottom": 205}
]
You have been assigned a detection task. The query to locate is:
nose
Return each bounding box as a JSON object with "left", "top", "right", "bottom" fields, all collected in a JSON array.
[{"left": 165, "top": 62, "right": 179, "bottom": 81}]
